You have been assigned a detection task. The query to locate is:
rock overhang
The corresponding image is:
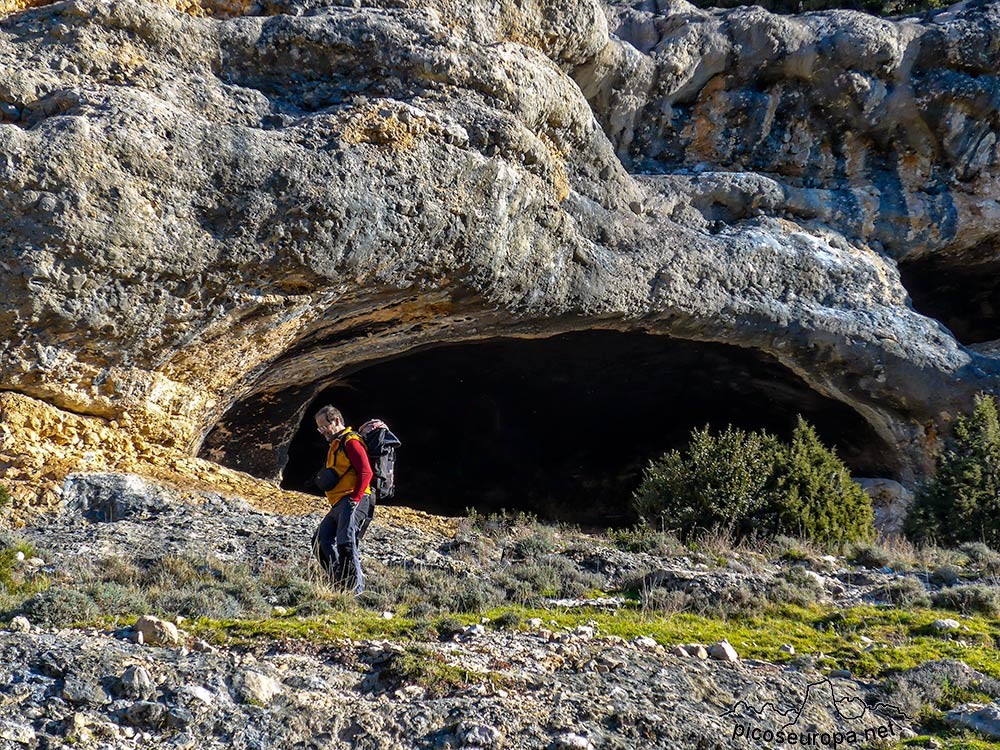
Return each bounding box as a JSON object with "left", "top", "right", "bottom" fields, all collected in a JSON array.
[{"left": 0, "top": 0, "right": 998, "bottom": 517}]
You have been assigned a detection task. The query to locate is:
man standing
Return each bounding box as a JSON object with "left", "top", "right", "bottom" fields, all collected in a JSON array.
[{"left": 312, "top": 405, "right": 373, "bottom": 595}]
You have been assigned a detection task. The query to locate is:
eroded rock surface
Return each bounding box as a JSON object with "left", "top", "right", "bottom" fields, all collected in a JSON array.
[{"left": 0, "top": 0, "right": 999, "bottom": 512}]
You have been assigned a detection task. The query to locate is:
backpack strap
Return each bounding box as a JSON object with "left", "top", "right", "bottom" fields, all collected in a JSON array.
[{"left": 328, "top": 429, "right": 361, "bottom": 467}]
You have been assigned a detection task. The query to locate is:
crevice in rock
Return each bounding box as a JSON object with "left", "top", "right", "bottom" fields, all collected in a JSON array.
[{"left": 271, "top": 331, "right": 899, "bottom": 525}]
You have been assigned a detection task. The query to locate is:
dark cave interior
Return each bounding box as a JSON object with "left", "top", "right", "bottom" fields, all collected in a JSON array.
[
  {"left": 899, "top": 249, "right": 1000, "bottom": 346},
  {"left": 278, "top": 331, "right": 897, "bottom": 526}
]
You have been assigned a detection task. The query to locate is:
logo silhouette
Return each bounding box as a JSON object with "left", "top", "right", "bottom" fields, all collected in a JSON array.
[{"left": 722, "top": 675, "right": 909, "bottom": 745}]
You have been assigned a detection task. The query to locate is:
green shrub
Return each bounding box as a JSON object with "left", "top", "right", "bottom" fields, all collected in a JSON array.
[
  {"left": 634, "top": 423, "right": 783, "bottom": 539},
  {"left": 608, "top": 525, "right": 684, "bottom": 556},
  {"left": 958, "top": 542, "right": 1000, "bottom": 577},
  {"left": 930, "top": 564, "right": 962, "bottom": 587},
  {"left": 0, "top": 485, "right": 10, "bottom": 509},
  {"left": 847, "top": 542, "right": 892, "bottom": 569},
  {"left": 906, "top": 394, "right": 1000, "bottom": 548},
  {"left": 878, "top": 577, "right": 930, "bottom": 608},
  {"left": 932, "top": 584, "right": 1000, "bottom": 617},
  {"left": 490, "top": 611, "right": 522, "bottom": 630},
  {"left": 85, "top": 581, "right": 148, "bottom": 616},
  {"left": 768, "top": 566, "right": 823, "bottom": 607},
  {"left": 634, "top": 417, "right": 874, "bottom": 546},
  {"left": 21, "top": 587, "right": 99, "bottom": 626},
  {"left": 771, "top": 418, "right": 875, "bottom": 546}
]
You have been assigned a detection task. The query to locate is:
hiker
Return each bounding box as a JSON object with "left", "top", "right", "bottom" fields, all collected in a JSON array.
[{"left": 311, "top": 405, "right": 373, "bottom": 595}]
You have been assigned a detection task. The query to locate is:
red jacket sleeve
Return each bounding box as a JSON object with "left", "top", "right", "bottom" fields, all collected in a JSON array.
[{"left": 344, "top": 437, "right": 373, "bottom": 502}]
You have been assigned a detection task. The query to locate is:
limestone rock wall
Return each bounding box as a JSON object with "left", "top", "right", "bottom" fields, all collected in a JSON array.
[{"left": 0, "top": 0, "right": 998, "bottom": 514}]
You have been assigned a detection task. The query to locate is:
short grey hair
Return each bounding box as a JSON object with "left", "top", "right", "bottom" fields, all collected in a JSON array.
[{"left": 314, "top": 405, "right": 343, "bottom": 424}]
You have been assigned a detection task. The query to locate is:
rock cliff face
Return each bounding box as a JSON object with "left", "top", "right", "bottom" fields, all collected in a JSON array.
[{"left": 0, "top": 0, "right": 999, "bottom": 515}]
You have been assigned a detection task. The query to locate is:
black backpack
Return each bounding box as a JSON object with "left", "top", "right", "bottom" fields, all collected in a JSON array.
[{"left": 357, "top": 419, "right": 401, "bottom": 503}]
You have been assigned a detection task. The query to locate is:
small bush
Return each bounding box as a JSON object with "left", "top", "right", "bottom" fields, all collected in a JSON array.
[
  {"left": 847, "top": 543, "right": 892, "bottom": 570},
  {"left": 768, "top": 566, "right": 823, "bottom": 607},
  {"left": 930, "top": 564, "right": 962, "bottom": 587},
  {"left": 91, "top": 557, "right": 144, "bottom": 586},
  {"left": 0, "top": 485, "right": 11, "bottom": 509},
  {"left": 878, "top": 577, "right": 930, "bottom": 608},
  {"left": 490, "top": 611, "right": 522, "bottom": 630},
  {"left": 432, "top": 616, "right": 465, "bottom": 640},
  {"left": 153, "top": 587, "right": 244, "bottom": 620},
  {"left": 21, "top": 587, "right": 99, "bottom": 626},
  {"left": 906, "top": 393, "right": 1000, "bottom": 548},
  {"left": 608, "top": 525, "right": 684, "bottom": 556},
  {"left": 958, "top": 542, "right": 1000, "bottom": 578},
  {"left": 771, "top": 418, "right": 875, "bottom": 546},
  {"left": 503, "top": 556, "right": 603, "bottom": 601},
  {"left": 932, "top": 584, "right": 1000, "bottom": 617},
  {"left": 85, "top": 581, "right": 148, "bottom": 616},
  {"left": 381, "top": 648, "right": 481, "bottom": 697},
  {"left": 634, "top": 423, "right": 784, "bottom": 539},
  {"left": 634, "top": 417, "right": 874, "bottom": 546}
]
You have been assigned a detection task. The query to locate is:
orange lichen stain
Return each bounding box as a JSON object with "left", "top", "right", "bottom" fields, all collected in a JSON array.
[
  {"left": 1, "top": 0, "right": 260, "bottom": 18},
  {"left": 0, "top": 0, "right": 52, "bottom": 14},
  {"left": 340, "top": 105, "right": 430, "bottom": 152},
  {"left": 538, "top": 131, "right": 570, "bottom": 202},
  {"left": 681, "top": 75, "right": 727, "bottom": 161}
]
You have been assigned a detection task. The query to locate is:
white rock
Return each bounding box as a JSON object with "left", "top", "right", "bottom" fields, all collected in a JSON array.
[
  {"left": 933, "top": 618, "right": 961, "bottom": 632},
  {"left": 14, "top": 551, "right": 24, "bottom": 562},
  {"left": 0, "top": 720, "right": 35, "bottom": 745},
  {"left": 946, "top": 702, "right": 1000, "bottom": 739},
  {"left": 709, "top": 640, "right": 739, "bottom": 662},
  {"left": 272, "top": 606, "right": 288, "bottom": 616},
  {"left": 633, "top": 636, "right": 658, "bottom": 649},
  {"left": 528, "top": 618, "right": 543, "bottom": 628},
  {"left": 574, "top": 625, "right": 595, "bottom": 639},
  {"left": 134, "top": 616, "right": 180, "bottom": 646},
  {"left": 683, "top": 644, "right": 709, "bottom": 659},
  {"left": 458, "top": 722, "right": 501, "bottom": 747},
  {"left": 381, "top": 611, "right": 394, "bottom": 620},
  {"left": 8, "top": 616, "right": 30, "bottom": 633},
  {"left": 235, "top": 671, "right": 282, "bottom": 705},
  {"left": 182, "top": 686, "right": 215, "bottom": 706},
  {"left": 553, "top": 732, "right": 595, "bottom": 750},
  {"left": 779, "top": 643, "right": 796, "bottom": 655}
]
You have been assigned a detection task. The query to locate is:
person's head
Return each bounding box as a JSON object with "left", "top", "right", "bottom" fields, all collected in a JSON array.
[{"left": 314, "top": 405, "right": 344, "bottom": 440}]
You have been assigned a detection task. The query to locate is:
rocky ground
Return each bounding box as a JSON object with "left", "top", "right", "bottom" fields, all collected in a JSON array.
[{"left": 0, "top": 473, "right": 999, "bottom": 748}]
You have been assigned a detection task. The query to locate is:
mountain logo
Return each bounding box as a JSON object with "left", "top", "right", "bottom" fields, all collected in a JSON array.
[{"left": 721, "top": 675, "right": 909, "bottom": 747}]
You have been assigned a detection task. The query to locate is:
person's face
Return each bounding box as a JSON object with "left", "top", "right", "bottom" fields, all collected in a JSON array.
[{"left": 315, "top": 413, "right": 343, "bottom": 441}]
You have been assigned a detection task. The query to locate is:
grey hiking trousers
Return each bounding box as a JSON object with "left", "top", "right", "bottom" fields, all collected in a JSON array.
[{"left": 311, "top": 495, "right": 372, "bottom": 595}]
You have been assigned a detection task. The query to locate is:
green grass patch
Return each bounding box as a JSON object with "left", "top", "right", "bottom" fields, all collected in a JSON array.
[
  {"left": 477, "top": 603, "right": 1000, "bottom": 680},
  {"left": 189, "top": 609, "right": 422, "bottom": 646},
  {"left": 896, "top": 733, "right": 1000, "bottom": 750},
  {"left": 170, "top": 602, "right": 1000, "bottom": 683},
  {"left": 380, "top": 646, "right": 506, "bottom": 697}
]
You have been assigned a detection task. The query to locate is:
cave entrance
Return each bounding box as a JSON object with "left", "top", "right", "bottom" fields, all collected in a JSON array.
[
  {"left": 898, "top": 243, "right": 1000, "bottom": 345},
  {"left": 280, "top": 331, "right": 897, "bottom": 525}
]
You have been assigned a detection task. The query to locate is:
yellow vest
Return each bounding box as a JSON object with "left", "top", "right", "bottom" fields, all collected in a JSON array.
[{"left": 324, "top": 428, "right": 372, "bottom": 503}]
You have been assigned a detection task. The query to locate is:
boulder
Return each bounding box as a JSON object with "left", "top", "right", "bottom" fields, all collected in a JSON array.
[
  {"left": 134, "top": 616, "right": 181, "bottom": 647},
  {"left": 946, "top": 703, "right": 1000, "bottom": 739},
  {"left": 709, "top": 640, "right": 739, "bottom": 662}
]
